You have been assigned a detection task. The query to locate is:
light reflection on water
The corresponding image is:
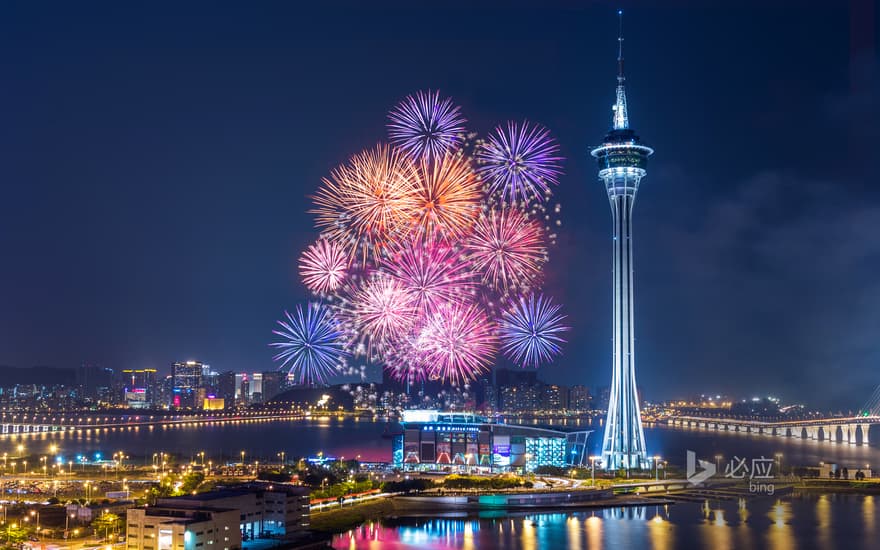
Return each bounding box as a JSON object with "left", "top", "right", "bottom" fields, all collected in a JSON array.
[{"left": 332, "top": 495, "right": 880, "bottom": 550}]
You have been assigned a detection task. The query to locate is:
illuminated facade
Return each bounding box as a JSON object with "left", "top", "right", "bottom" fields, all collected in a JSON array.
[
  {"left": 393, "top": 410, "right": 586, "bottom": 472},
  {"left": 591, "top": 12, "right": 652, "bottom": 470}
]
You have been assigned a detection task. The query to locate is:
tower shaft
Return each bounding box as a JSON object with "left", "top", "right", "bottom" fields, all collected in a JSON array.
[{"left": 602, "top": 170, "right": 647, "bottom": 470}]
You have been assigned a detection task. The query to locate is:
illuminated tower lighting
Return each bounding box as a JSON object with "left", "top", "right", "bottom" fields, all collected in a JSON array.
[{"left": 591, "top": 10, "right": 653, "bottom": 470}]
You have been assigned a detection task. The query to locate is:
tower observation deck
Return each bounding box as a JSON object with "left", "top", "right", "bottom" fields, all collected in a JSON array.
[{"left": 590, "top": 11, "right": 653, "bottom": 471}]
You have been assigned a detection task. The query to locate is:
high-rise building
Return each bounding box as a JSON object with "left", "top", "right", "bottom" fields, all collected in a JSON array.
[
  {"left": 568, "top": 385, "right": 592, "bottom": 411},
  {"left": 121, "top": 369, "right": 157, "bottom": 408},
  {"left": 235, "top": 372, "right": 250, "bottom": 407},
  {"left": 172, "top": 361, "right": 204, "bottom": 409},
  {"left": 261, "top": 371, "right": 287, "bottom": 402},
  {"left": 541, "top": 385, "right": 563, "bottom": 411},
  {"left": 249, "top": 373, "right": 263, "bottom": 403},
  {"left": 216, "top": 371, "right": 236, "bottom": 407},
  {"left": 591, "top": 12, "right": 652, "bottom": 470}
]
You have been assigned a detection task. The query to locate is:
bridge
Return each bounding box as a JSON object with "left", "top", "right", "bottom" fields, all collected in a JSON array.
[
  {"left": 0, "top": 408, "right": 304, "bottom": 437},
  {"left": 666, "top": 415, "right": 880, "bottom": 445}
]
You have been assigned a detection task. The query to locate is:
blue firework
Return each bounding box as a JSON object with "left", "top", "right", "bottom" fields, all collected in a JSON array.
[
  {"left": 499, "top": 293, "right": 569, "bottom": 368},
  {"left": 271, "top": 302, "right": 347, "bottom": 386}
]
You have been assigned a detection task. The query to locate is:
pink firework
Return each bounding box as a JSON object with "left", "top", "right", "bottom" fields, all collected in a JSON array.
[
  {"left": 346, "top": 274, "right": 418, "bottom": 355},
  {"left": 419, "top": 302, "right": 498, "bottom": 384},
  {"left": 466, "top": 207, "right": 547, "bottom": 293},
  {"left": 383, "top": 238, "right": 475, "bottom": 314},
  {"left": 387, "top": 90, "right": 466, "bottom": 160},
  {"left": 382, "top": 326, "right": 433, "bottom": 383},
  {"left": 299, "top": 239, "right": 349, "bottom": 293},
  {"left": 310, "top": 144, "right": 419, "bottom": 263},
  {"left": 476, "top": 120, "right": 563, "bottom": 204}
]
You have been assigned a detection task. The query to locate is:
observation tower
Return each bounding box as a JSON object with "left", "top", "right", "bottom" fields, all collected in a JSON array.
[{"left": 591, "top": 11, "right": 653, "bottom": 471}]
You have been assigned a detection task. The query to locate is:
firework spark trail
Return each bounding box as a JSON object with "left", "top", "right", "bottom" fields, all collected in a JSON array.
[
  {"left": 270, "top": 303, "right": 348, "bottom": 386},
  {"left": 310, "top": 144, "right": 419, "bottom": 263},
  {"left": 299, "top": 238, "right": 349, "bottom": 293},
  {"left": 383, "top": 238, "right": 476, "bottom": 314},
  {"left": 466, "top": 206, "right": 547, "bottom": 293},
  {"left": 409, "top": 153, "right": 482, "bottom": 241},
  {"left": 477, "top": 121, "right": 563, "bottom": 204},
  {"left": 387, "top": 90, "right": 466, "bottom": 160},
  {"left": 420, "top": 302, "right": 498, "bottom": 384},
  {"left": 499, "top": 293, "right": 569, "bottom": 368}
]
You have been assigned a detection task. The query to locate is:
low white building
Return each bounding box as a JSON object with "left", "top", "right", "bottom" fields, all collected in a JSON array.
[
  {"left": 126, "top": 506, "right": 240, "bottom": 550},
  {"left": 156, "top": 484, "right": 310, "bottom": 538}
]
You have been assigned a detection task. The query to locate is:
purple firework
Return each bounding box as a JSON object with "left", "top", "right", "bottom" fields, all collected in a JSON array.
[
  {"left": 477, "top": 121, "right": 563, "bottom": 203},
  {"left": 387, "top": 90, "right": 466, "bottom": 160},
  {"left": 271, "top": 303, "right": 348, "bottom": 386},
  {"left": 499, "top": 293, "right": 568, "bottom": 368}
]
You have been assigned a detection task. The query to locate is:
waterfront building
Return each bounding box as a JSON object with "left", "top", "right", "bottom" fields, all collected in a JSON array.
[
  {"left": 568, "top": 385, "right": 592, "bottom": 411},
  {"left": 591, "top": 13, "right": 652, "bottom": 469},
  {"left": 393, "top": 410, "right": 589, "bottom": 472},
  {"left": 541, "top": 385, "right": 563, "bottom": 411},
  {"left": 126, "top": 506, "right": 241, "bottom": 550},
  {"left": 172, "top": 361, "right": 205, "bottom": 409},
  {"left": 234, "top": 373, "right": 248, "bottom": 406},
  {"left": 216, "top": 371, "right": 237, "bottom": 408},
  {"left": 122, "top": 368, "right": 157, "bottom": 408},
  {"left": 500, "top": 384, "right": 540, "bottom": 413}
]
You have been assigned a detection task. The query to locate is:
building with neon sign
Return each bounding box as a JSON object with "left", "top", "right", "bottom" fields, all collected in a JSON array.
[{"left": 393, "top": 410, "right": 591, "bottom": 472}]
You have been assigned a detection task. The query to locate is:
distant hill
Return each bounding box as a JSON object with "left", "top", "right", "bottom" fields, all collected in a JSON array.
[{"left": 0, "top": 365, "right": 76, "bottom": 386}]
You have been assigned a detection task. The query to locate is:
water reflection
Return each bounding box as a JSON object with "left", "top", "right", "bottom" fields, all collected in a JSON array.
[
  {"left": 766, "top": 500, "right": 794, "bottom": 550},
  {"left": 332, "top": 495, "right": 877, "bottom": 550}
]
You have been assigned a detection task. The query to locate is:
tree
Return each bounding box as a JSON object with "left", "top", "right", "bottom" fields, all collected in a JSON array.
[
  {"left": 178, "top": 472, "right": 205, "bottom": 495},
  {"left": 91, "top": 512, "right": 121, "bottom": 541},
  {"left": 3, "top": 524, "right": 28, "bottom": 545}
]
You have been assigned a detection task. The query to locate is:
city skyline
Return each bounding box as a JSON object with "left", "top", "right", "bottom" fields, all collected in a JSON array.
[{"left": 1, "top": 3, "right": 878, "bottom": 409}]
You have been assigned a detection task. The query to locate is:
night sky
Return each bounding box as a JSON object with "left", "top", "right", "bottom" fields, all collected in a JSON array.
[{"left": 1, "top": 1, "right": 878, "bottom": 409}]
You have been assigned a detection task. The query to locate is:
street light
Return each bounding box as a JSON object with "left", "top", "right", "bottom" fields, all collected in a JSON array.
[
  {"left": 714, "top": 454, "right": 723, "bottom": 472},
  {"left": 653, "top": 456, "right": 662, "bottom": 481},
  {"left": 589, "top": 456, "right": 600, "bottom": 486},
  {"left": 774, "top": 453, "right": 783, "bottom": 476}
]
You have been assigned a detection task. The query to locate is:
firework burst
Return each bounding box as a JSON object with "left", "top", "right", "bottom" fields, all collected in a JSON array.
[
  {"left": 271, "top": 303, "right": 348, "bottom": 386},
  {"left": 384, "top": 238, "right": 475, "bottom": 314},
  {"left": 420, "top": 302, "right": 498, "bottom": 384},
  {"left": 409, "top": 153, "right": 481, "bottom": 240},
  {"left": 344, "top": 274, "right": 418, "bottom": 356},
  {"left": 387, "top": 90, "right": 466, "bottom": 160},
  {"left": 299, "top": 239, "right": 349, "bottom": 293},
  {"left": 466, "top": 206, "right": 547, "bottom": 293},
  {"left": 477, "top": 121, "right": 563, "bottom": 204},
  {"left": 499, "top": 293, "right": 569, "bottom": 368},
  {"left": 310, "top": 144, "right": 419, "bottom": 263}
]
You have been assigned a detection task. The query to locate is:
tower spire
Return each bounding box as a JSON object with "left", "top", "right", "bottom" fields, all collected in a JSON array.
[
  {"left": 617, "top": 8, "right": 625, "bottom": 85},
  {"left": 612, "top": 9, "right": 629, "bottom": 130}
]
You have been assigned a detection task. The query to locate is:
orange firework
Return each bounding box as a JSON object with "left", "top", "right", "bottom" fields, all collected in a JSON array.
[
  {"left": 407, "top": 153, "right": 481, "bottom": 241},
  {"left": 310, "top": 144, "right": 419, "bottom": 263}
]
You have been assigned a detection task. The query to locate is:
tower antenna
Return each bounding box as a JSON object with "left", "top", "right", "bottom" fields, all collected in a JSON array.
[{"left": 617, "top": 9, "right": 625, "bottom": 84}]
